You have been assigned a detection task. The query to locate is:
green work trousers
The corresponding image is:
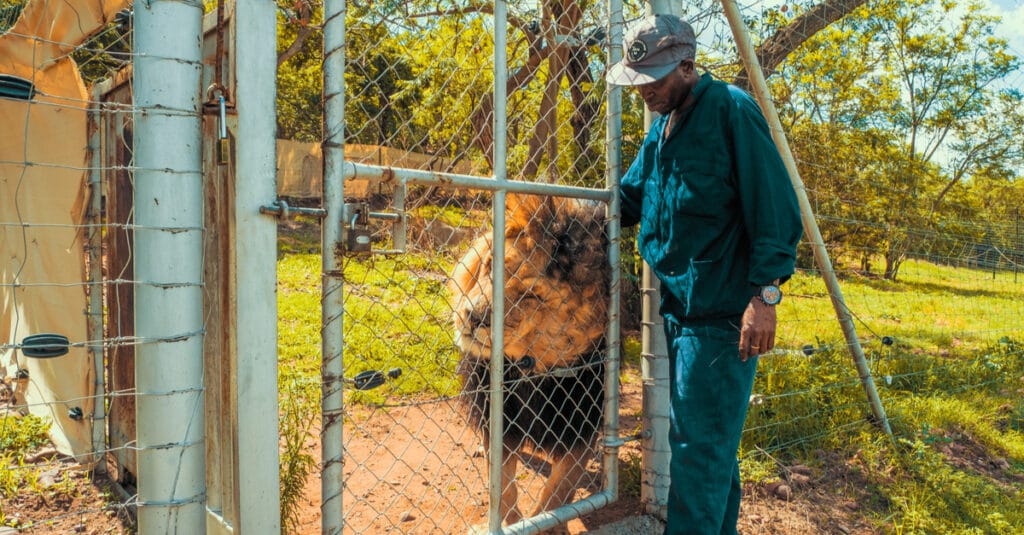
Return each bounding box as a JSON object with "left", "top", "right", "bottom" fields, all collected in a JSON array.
[{"left": 663, "top": 320, "right": 759, "bottom": 535}]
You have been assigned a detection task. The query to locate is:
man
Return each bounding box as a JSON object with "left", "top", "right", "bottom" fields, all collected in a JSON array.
[{"left": 606, "top": 14, "right": 803, "bottom": 535}]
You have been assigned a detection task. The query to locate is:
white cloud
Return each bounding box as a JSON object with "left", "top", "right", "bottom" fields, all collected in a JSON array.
[{"left": 984, "top": 0, "right": 1024, "bottom": 57}]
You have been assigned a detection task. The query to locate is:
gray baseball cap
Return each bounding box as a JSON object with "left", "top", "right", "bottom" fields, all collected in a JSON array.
[{"left": 605, "top": 14, "right": 696, "bottom": 86}]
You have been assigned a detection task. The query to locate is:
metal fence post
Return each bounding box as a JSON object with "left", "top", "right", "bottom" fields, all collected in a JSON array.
[
  {"left": 322, "top": 0, "right": 347, "bottom": 533},
  {"left": 86, "top": 89, "right": 107, "bottom": 474},
  {"left": 637, "top": 0, "right": 674, "bottom": 522},
  {"left": 133, "top": 0, "right": 207, "bottom": 531},
  {"left": 487, "top": 1, "right": 510, "bottom": 532}
]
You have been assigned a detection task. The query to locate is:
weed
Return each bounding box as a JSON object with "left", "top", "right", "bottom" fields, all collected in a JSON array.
[{"left": 279, "top": 378, "right": 320, "bottom": 534}]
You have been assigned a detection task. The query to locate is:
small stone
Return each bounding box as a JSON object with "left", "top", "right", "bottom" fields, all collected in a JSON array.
[
  {"left": 788, "top": 464, "right": 813, "bottom": 476},
  {"left": 766, "top": 481, "right": 792, "bottom": 500},
  {"left": 399, "top": 511, "right": 416, "bottom": 522},
  {"left": 38, "top": 467, "right": 61, "bottom": 487},
  {"left": 24, "top": 447, "right": 59, "bottom": 464},
  {"left": 991, "top": 457, "right": 1011, "bottom": 470},
  {"left": 788, "top": 473, "right": 811, "bottom": 488}
]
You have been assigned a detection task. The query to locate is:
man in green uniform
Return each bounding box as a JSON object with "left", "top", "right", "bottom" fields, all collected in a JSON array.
[{"left": 606, "top": 14, "right": 803, "bottom": 535}]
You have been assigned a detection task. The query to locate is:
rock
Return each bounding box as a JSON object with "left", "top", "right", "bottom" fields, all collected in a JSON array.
[
  {"left": 789, "top": 473, "right": 811, "bottom": 488},
  {"left": 991, "top": 457, "right": 1011, "bottom": 471},
  {"left": 765, "top": 481, "right": 792, "bottom": 501},
  {"left": 24, "top": 447, "right": 60, "bottom": 464},
  {"left": 38, "top": 467, "right": 61, "bottom": 487},
  {"left": 788, "top": 464, "right": 813, "bottom": 476}
]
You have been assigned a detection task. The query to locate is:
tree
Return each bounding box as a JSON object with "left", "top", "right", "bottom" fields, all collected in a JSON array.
[
  {"left": 871, "top": 0, "right": 1021, "bottom": 279},
  {"left": 770, "top": 0, "right": 1021, "bottom": 280}
]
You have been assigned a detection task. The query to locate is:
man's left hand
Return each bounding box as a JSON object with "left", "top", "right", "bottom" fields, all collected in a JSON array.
[{"left": 739, "top": 297, "right": 776, "bottom": 361}]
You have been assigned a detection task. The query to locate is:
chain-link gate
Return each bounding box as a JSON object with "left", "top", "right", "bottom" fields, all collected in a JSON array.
[{"left": 320, "top": 0, "right": 627, "bottom": 532}]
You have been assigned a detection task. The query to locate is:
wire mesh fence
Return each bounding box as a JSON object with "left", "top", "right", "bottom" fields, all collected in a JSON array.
[
  {"left": 3, "top": 0, "right": 143, "bottom": 531},
  {"left": 2, "top": 0, "right": 1023, "bottom": 533}
]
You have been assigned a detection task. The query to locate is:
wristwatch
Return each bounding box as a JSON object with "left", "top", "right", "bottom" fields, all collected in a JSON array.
[{"left": 757, "top": 284, "right": 782, "bottom": 306}]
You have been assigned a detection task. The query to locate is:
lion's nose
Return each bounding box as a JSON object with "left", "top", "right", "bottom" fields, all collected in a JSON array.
[{"left": 467, "top": 305, "right": 492, "bottom": 330}]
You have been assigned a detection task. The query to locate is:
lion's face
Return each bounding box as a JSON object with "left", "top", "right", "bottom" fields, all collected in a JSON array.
[{"left": 449, "top": 194, "right": 610, "bottom": 372}]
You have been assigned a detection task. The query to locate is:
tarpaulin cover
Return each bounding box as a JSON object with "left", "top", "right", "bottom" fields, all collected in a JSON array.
[{"left": 1, "top": 0, "right": 128, "bottom": 460}]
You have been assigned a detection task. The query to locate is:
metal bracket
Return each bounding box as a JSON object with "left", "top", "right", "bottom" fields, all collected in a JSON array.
[{"left": 259, "top": 199, "right": 327, "bottom": 220}]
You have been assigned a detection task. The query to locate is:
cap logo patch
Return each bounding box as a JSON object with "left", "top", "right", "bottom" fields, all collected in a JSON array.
[{"left": 627, "top": 40, "right": 647, "bottom": 63}]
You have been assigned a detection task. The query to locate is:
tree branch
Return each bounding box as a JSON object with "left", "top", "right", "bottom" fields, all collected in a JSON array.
[{"left": 732, "top": 0, "right": 868, "bottom": 91}]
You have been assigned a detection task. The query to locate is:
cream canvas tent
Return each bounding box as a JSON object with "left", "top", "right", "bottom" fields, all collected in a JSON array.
[{"left": 1, "top": 0, "right": 128, "bottom": 460}]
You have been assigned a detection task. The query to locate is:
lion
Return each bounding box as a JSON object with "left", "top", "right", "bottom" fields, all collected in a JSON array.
[{"left": 448, "top": 193, "right": 611, "bottom": 533}]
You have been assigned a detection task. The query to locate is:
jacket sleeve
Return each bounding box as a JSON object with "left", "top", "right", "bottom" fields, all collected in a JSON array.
[
  {"left": 619, "top": 150, "right": 644, "bottom": 229},
  {"left": 728, "top": 87, "right": 803, "bottom": 286}
]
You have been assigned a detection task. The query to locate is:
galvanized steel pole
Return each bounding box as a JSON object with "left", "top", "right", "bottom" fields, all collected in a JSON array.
[
  {"left": 638, "top": 0, "right": 674, "bottom": 521},
  {"left": 133, "top": 0, "right": 207, "bottom": 531},
  {"left": 322, "top": 0, "right": 347, "bottom": 532},
  {"left": 719, "top": 0, "right": 892, "bottom": 436},
  {"left": 487, "top": 1, "right": 510, "bottom": 533},
  {"left": 603, "top": 0, "right": 624, "bottom": 512}
]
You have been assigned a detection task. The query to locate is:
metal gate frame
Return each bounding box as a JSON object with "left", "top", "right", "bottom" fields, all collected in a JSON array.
[{"left": 321, "top": 0, "right": 627, "bottom": 533}]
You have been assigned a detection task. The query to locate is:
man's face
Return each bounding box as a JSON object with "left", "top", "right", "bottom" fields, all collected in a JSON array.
[{"left": 636, "top": 61, "right": 693, "bottom": 115}]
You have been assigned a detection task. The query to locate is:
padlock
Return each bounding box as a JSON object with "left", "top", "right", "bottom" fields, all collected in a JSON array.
[
  {"left": 347, "top": 226, "right": 372, "bottom": 252},
  {"left": 216, "top": 95, "right": 231, "bottom": 165},
  {"left": 217, "top": 137, "right": 231, "bottom": 166}
]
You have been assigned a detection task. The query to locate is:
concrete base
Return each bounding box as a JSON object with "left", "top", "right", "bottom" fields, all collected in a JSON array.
[{"left": 586, "top": 515, "right": 665, "bottom": 534}]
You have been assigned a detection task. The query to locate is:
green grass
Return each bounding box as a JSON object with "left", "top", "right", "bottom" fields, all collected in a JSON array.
[
  {"left": 738, "top": 259, "right": 1024, "bottom": 532},
  {"left": 1, "top": 413, "right": 52, "bottom": 527}
]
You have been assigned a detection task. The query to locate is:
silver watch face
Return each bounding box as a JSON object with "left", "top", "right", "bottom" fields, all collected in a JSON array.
[{"left": 760, "top": 285, "right": 782, "bottom": 305}]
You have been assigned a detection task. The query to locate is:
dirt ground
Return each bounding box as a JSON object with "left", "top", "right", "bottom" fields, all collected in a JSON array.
[{"left": 4, "top": 369, "right": 885, "bottom": 534}]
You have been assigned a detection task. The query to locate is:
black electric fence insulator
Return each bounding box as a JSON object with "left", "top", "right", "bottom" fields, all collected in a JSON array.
[
  {"left": 21, "top": 333, "right": 70, "bottom": 359},
  {"left": 351, "top": 368, "right": 403, "bottom": 391}
]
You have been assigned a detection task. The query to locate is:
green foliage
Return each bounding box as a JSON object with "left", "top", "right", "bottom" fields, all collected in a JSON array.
[
  {"left": 409, "top": 204, "right": 484, "bottom": 229},
  {"left": 0, "top": 414, "right": 53, "bottom": 527},
  {"left": 0, "top": 414, "right": 51, "bottom": 459},
  {"left": 774, "top": 0, "right": 1023, "bottom": 281},
  {"left": 0, "top": 0, "right": 25, "bottom": 34}
]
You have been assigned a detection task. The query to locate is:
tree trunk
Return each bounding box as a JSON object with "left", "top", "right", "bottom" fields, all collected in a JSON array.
[{"left": 883, "top": 248, "right": 903, "bottom": 281}]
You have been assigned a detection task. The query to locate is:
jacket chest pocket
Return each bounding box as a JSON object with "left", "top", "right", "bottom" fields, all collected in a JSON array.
[{"left": 666, "top": 158, "right": 733, "bottom": 218}]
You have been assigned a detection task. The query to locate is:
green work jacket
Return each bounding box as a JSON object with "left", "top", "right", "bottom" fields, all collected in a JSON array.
[{"left": 621, "top": 72, "right": 803, "bottom": 325}]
